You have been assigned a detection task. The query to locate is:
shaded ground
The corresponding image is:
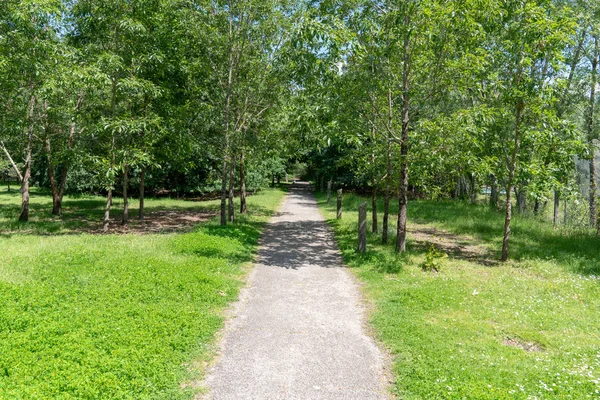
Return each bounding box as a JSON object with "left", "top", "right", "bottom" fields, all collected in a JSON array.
[
  {"left": 0, "top": 187, "right": 219, "bottom": 235},
  {"left": 76, "top": 210, "right": 216, "bottom": 234},
  {"left": 408, "top": 222, "right": 497, "bottom": 266},
  {"left": 203, "top": 182, "right": 390, "bottom": 400}
]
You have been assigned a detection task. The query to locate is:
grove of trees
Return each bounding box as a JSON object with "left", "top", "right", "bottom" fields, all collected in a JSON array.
[{"left": 1, "top": 0, "right": 600, "bottom": 260}]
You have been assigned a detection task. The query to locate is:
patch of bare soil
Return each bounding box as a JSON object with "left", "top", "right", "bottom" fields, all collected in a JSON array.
[
  {"left": 85, "top": 210, "right": 215, "bottom": 235},
  {"left": 409, "top": 223, "right": 497, "bottom": 266},
  {"left": 503, "top": 337, "right": 544, "bottom": 352}
]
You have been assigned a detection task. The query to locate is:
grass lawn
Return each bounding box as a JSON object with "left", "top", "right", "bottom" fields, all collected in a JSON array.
[
  {"left": 0, "top": 185, "right": 285, "bottom": 399},
  {"left": 317, "top": 192, "right": 600, "bottom": 399}
]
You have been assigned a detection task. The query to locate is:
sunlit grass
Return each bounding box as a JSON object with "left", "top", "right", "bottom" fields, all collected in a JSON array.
[
  {"left": 318, "top": 192, "right": 600, "bottom": 399},
  {"left": 0, "top": 187, "right": 285, "bottom": 399}
]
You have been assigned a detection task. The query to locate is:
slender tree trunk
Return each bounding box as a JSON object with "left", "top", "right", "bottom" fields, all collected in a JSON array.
[
  {"left": 564, "top": 196, "right": 568, "bottom": 226},
  {"left": 490, "top": 175, "right": 498, "bottom": 209},
  {"left": 534, "top": 199, "right": 540, "bottom": 215},
  {"left": 501, "top": 100, "right": 524, "bottom": 262},
  {"left": 396, "top": 23, "right": 411, "bottom": 253},
  {"left": 103, "top": 189, "right": 113, "bottom": 232},
  {"left": 1, "top": 141, "right": 23, "bottom": 182},
  {"left": 240, "top": 150, "right": 247, "bottom": 214},
  {"left": 228, "top": 153, "right": 235, "bottom": 223},
  {"left": 382, "top": 88, "right": 393, "bottom": 244},
  {"left": 122, "top": 164, "right": 129, "bottom": 225},
  {"left": 221, "top": 139, "right": 229, "bottom": 225},
  {"left": 104, "top": 78, "right": 117, "bottom": 230},
  {"left": 41, "top": 100, "right": 60, "bottom": 216},
  {"left": 19, "top": 95, "right": 36, "bottom": 223},
  {"left": 516, "top": 187, "right": 526, "bottom": 214},
  {"left": 139, "top": 167, "right": 145, "bottom": 220},
  {"left": 553, "top": 190, "right": 560, "bottom": 227},
  {"left": 470, "top": 174, "right": 477, "bottom": 204},
  {"left": 53, "top": 94, "right": 82, "bottom": 217},
  {"left": 588, "top": 36, "right": 599, "bottom": 229},
  {"left": 370, "top": 89, "right": 378, "bottom": 233},
  {"left": 371, "top": 179, "right": 378, "bottom": 233},
  {"left": 44, "top": 137, "right": 60, "bottom": 215}
]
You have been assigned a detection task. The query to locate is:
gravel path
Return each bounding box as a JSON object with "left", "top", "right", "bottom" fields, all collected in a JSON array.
[{"left": 203, "top": 183, "right": 389, "bottom": 400}]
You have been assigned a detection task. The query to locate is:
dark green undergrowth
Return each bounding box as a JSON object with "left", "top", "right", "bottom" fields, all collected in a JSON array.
[
  {"left": 0, "top": 188, "right": 284, "bottom": 399},
  {"left": 317, "top": 192, "right": 600, "bottom": 399}
]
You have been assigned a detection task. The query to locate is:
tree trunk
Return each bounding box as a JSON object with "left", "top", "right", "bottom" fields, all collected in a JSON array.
[
  {"left": 19, "top": 95, "right": 36, "bottom": 223},
  {"left": 588, "top": 35, "right": 598, "bottom": 229},
  {"left": 371, "top": 184, "right": 378, "bottom": 233},
  {"left": 396, "top": 23, "right": 410, "bottom": 253},
  {"left": 240, "top": 150, "right": 247, "bottom": 214},
  {"left": 515, "top": 187, "right": 526, "bottom": 214},
  {"left": 534, "top": 199, "right": 540, "bottom": 215},
  {"left": 490, "top": 175, "right": 498, "bottom": 209},
  {"left": 382, "top": 88, "right": 393, "bottom": 245},
  {"left": 553, "top": 190, "right": 560, "bottom": 227},
  {"left": 105, "top": 78, "right": 117, "bottom": 230},
  {"left": 501, "top": 185, "right": 513, "bottom": 262},
  {"left": 228, "top": 153, "right": 235, "bottom": 223},
  {"left": 1, "top": 141, "right": 23, "bottom": 182},
  {"left": 139, "top": 167, "right": 145, "bottom": 220},
  {"left": 122, "top": 164, "right": 129, "bottom": 225},
  {"left": 470, "top": 174, "right": 477, "bottom": 204},
  {"left": 501, "top": 100, "right": 524, "bottom": 262},
  {"left": 44, "top": 137, "right": 60, "bottom": 216},
  {"left": 103, "top": 189, "right": 113, "bottom": 232},
  {"left": 564, "top": 196, "right": 568, "bottom": 226},
  {"left": 53, "top": 93, "right": 83, "bottom": 217}
]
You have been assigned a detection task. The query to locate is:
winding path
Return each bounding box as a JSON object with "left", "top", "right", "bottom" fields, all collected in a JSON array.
[{"left": 203, "top": 183, "right": 389, "bottom": 399}]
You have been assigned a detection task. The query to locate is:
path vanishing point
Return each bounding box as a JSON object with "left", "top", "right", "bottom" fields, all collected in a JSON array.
[{"left": 203, "top": 182, "right": 389, "bottom": 400}]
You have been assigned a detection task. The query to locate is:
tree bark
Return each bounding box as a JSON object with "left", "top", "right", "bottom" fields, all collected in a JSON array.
[
  {"left": 553, "top": 190, "right": 560, "bottom": 227},
  {"left": 470, "top": 174, "right": 477, "bottom": 204},
  {"left": 358, "top": 202, "right": 367, "bottom": 253},
  {"left": 19, "top": 95, "right": 36, "bottom": 223},
  {"left": 490, "top": 175, "right": 498, "bottom": 209},
  {"left": 139, "top": 167, "right": 145, "bottom": 220},
  {"left": 53, "top": 93, "right": 83, "bottom": 217},
  {"left": 240, "top": 150, "right": 247, "bottom": 214},
  {"left": 564, "top": 196, "right": 568, "bottom": 226},
  {"left": 122, "top": 164, "right": 129, "bottom": 225},
  {"left": 44, "top": 137, "right": 60, "bottom": 216},
  {"left": 588, "top": 35, "right": 598, "bottom": 229},
  {"left": 104, "top": 77, "right": 117, "bottom": 230},
  {"left": 516, "top": 187, "right": 526, "bottom": 214},
  {"left": 396, "top": 22, "right": 411, "bottom": 253},
  {"left": 382, "top": 88, "right": 393, "bottom": 245},
  {"left": 228, "top": 153, "right": 236, "bottom": 223},
  {"left": 221, "top": 139, "right": 230, "bottom": 226},
  {"left": 501, "top": 100, "right": 524, "bottom": 262},
  {"left": 0, "top": 141, "right": 23, "bottom": 182},
  {"left": 371, "top": 184, "right": 378, "bottom": 233},
  {"left": 103, "top": 189, "right": 113, "bottom": 232}
]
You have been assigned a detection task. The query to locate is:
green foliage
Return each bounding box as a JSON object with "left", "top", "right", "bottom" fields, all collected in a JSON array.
[{"left": 420, "top": 244, "right": 447, "bottom": 272}]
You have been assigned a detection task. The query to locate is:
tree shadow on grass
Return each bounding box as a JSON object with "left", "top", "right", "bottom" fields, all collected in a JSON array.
[{"left": 408, "top": 201, "right": 600, "bottom": 276}]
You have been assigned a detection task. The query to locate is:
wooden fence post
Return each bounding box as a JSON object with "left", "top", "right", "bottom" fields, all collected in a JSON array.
[
  {"left": 327, "top": 180, "right": 332, "bottom": 202},
  {"left": 337, "top": 189, "right": 343, "bottom": 219},
  {"left": 358, "top": 202, "right": 367, "bottom": 253}
]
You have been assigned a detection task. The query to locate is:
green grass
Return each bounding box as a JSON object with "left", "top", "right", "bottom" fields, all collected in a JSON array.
[
  {"left": 317, "top": 192, "right": 600, "bottom": 399},
  {"left": 0, "top": 186, "right": 285, "bottom": 399}
]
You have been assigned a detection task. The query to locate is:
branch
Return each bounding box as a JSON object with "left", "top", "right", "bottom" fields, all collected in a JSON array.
[{"left": 0, "top": 141, "right": 23, "bottom": 182}]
